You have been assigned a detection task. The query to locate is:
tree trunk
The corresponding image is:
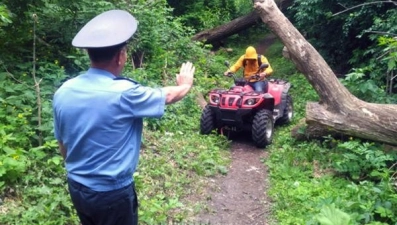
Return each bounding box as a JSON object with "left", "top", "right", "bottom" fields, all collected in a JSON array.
[
  {"left": 192, "top": 11, "right": 261, "bottom": 45},
  {"left": 254, "top": 0, "right": 397, "bottom": 146}
]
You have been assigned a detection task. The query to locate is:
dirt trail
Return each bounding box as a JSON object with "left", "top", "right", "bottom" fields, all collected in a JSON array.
[{"left": 195, "top": 135, "right": 273, "bottom": 225}]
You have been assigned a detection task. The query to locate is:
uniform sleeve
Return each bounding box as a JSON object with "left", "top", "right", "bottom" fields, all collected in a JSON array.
[
  {"left": 52, "top": 95, "right": 62, "bottom": 141},
  {"left": 261, "top": 55, "right": 273, "bottom": 75},
  {"left": 119, "top": 85, "right": 166, "bottom": 118},
  {"left": 53, "top": 111, "right": 61, "bottom": 141},
  {"left": 229, "top": 55, "right": 245, "bottom": 73}
]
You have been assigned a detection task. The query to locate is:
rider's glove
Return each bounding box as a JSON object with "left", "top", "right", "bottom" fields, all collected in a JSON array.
[
  {"left": 259, "top": 72, "right": 267, "bottom": 80},
  {"left": 224, "top": 71, "right": 233, "bottom": 77}
]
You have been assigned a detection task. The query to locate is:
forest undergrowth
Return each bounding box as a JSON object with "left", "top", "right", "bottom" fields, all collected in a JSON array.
[{"left": 0, "top": 28, "right": 396, "bottom": 225}]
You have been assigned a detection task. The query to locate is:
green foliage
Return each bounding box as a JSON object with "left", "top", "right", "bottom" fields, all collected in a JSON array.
[
  {"left": 316, "top": 204, "right": 351, "bottom": 225},
  {"left": 378, "top": 36, "right": 397, "bottom": 73},
  {"left": 154, "top": 94, "right": 202, "bottom": 131},
  {"left": 341, "top": 68, "right": 391, "bottom": 103},
  {"left": 167, "top": 0, "right": 249, "bottom": 30},
  {"left": 265, "top": 40, "right": 298, "bottom": 78},
  {"left": 331, "top": 140, "right": 396, "bottom": 181},
  {"left": 126, "top": 1, "right": 192, "bottom": 63},
  {"left": 0, "top": 140, "right": 78, "bottom": 225},
  {"left": 0, "top": 0, "right": 232, "bottom": 224},
  {"left": 268, "top": 128, "right": 397, "bottom": 224},
  {"left": 135, "top": 131, "right": 229, "bottom": 224},
  {"left": 267, "top": 91, "right": 397, "bottom": 225},
  {"left": 283, "top": 71, "right": 319, "bottom": 120},
  {"left": 341, "top": 66, "right": 397, "bottom": 103},
  {"left": 288, "top": 0, "right": 397, "bottom": 103},
  {"left": 0, "top": 4, "right": 11, "bottom": 27},
  {"left": 0, "top": 56, "right": 70, "bottom": 223},
  {"left": 0, "top": 79, "right": 35, "bottom": 186},
  {"left": 340, "top": 35, "right": 397, "bottom": 103},
  {"left": 1, "top": 0, "right": 396, "bottom": 224},
  {"left": 288, "top": 0, "right": 396, "bottom": 76},
  {"left": 264, "top": 59, "right": 397, "bottom": 224}
]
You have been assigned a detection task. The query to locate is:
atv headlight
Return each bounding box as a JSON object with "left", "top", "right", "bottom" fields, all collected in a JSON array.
[
  {"left": 245, "top": 98, "right": 258, "bottom": 105},
  {"left": 210, "top": 95, "right": 220, "bottom": 104}
]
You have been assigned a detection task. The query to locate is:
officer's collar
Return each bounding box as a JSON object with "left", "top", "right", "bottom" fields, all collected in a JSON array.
[{"left": 86, "top": 68, "right": 117, "bottom": 79}]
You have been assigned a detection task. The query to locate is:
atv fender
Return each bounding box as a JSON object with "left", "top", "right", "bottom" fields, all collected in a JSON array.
[{"left": 258, "top": 93, "right": 275, "bottom": 112}]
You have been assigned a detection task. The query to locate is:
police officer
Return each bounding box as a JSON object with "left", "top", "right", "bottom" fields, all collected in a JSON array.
[{"left": 53, "top": 10, "right": 195, "bottom": 225}]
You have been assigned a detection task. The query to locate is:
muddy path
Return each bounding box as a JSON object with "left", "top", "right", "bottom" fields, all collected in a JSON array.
[{"left": 194, "top": 134, "right": 273, "bottom": 225}]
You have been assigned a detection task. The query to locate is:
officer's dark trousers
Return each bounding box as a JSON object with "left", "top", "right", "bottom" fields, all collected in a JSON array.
[{"left": 67, "top": 178, "right": 138, "bottom": 225}]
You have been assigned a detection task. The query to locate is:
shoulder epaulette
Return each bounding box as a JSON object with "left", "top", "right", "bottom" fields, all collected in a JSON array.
[{"left": 113, "top": 77, "right": 139, "bottom": 84}]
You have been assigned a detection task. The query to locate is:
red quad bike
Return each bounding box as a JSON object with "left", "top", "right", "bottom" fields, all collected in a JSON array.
[{"left": 200, "top": 61, "right": 293, "bottom": 148}]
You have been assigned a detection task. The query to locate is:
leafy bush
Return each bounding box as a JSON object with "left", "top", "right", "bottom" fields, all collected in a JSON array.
[
  {"left": 266, "top": 64, "right": 397, "bottom": 225},
  {"left": 167, "top": 0, "right": 250, "bottom": 30},
  {"left": 268, "top": 128, "right": 397, "bottom": 224},
  {"left": 341, "top": 68, "right": 392, "bottom": 103},
  {"left": 287, "top": 0, "right": 395, "bottom": 75},
  {"left": 331, "top": 140, "right": 397, "bottom": 181},
  {"left": 0, "top": 79, "right": 34, "bottom": 187},
  {"left": 0, "top": 140, "right": 78, "bottom": 225}
]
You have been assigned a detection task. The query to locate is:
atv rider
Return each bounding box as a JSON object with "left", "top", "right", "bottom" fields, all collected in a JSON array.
[{"left": 224, "top": 46, "right": 273, "bottom": 92}]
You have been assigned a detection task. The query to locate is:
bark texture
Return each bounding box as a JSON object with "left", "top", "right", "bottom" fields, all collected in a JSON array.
[{"left": 254, "top": 0, "right": 397, "bottom": 145}]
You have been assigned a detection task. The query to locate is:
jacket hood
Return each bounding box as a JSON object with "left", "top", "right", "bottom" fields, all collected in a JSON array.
[{"left": 244, "top": 46, "right": 257, "bottom": 59}]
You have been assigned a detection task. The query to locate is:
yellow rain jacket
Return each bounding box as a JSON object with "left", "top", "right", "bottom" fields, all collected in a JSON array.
[{"left": 228, "top": 46, "right": 273, "bottom": 82}]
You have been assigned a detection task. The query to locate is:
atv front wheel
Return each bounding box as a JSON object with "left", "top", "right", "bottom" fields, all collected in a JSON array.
[
  {"left": 252, "top": 109, "right": 274, "bottom": 148},
  {"left": 200, "top": 105, "right": 216, "bottom": 135},
  {"left": 277, "top": 95, "right": 293, "bottom": 125}
]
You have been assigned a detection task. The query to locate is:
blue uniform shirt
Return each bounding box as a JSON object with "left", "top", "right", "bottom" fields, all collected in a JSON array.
[{"left": 53, "top": 68, "right": 165, "bottom": 191}]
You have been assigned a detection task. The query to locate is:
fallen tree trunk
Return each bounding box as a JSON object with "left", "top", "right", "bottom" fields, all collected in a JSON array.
[
  {"left": 192, "top": 0, "right": 293, "bottom": 45},
  {"left": 192, "top": 11, "right": 261, "bottom": 44},
  {"left": 254, "top": 0, "right": 397, "bottom": 145}
]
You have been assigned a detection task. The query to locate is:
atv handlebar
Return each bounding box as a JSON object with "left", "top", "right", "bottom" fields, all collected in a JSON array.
[
  {"left": 224, "top": 60, "right": 269, "bottom": 86},
  {"left": 224, "top": 60, "right": 269, "bottom": 81},
  {"left": 226, "top": 72, "right": 261, "bottom": 82}
]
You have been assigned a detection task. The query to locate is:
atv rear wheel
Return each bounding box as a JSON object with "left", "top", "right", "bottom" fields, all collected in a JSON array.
[
  {"left": 277, "top": 95, "right": 293, "bottom": 125},
  {"left": 200, "top": 105, "right": 216, "bottom": 134},
  {"left": 252, "top": 109, "right": 274, "bottom": 148}
]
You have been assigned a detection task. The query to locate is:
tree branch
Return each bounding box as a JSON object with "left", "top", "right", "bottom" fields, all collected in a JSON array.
[
  {"left": 32, "top": 13, "right": 43, "bottom": 146},
  {"left": 333, "top": 1, "right": 397, "bottom": 17},
  {"left": 1, "top": 63, "right": 25, "bottom": 85},
  {"left": 365, "top": 30, "right": 397, "bottom": 37}
]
